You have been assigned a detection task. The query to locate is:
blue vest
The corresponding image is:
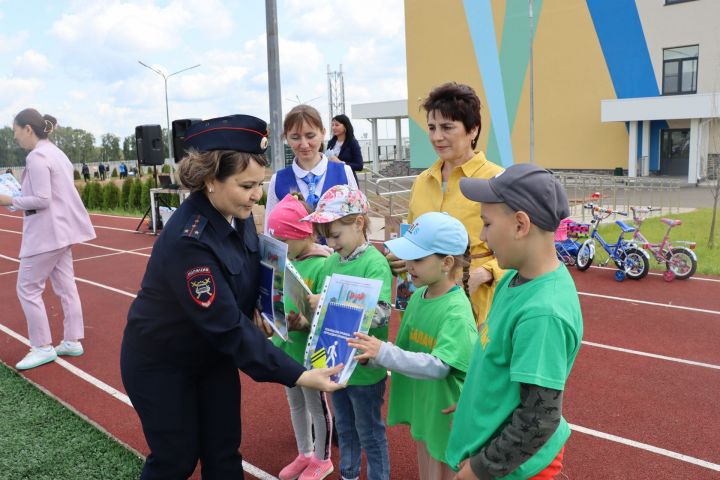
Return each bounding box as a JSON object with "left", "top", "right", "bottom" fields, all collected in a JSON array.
[{"left": 274, "top": 161, "right": 348, "bottom": 204}]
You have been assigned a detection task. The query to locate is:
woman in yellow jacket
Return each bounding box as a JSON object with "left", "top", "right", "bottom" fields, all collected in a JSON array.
[{"left": 389, "top": 82, "right": 504, "bottom": 325}]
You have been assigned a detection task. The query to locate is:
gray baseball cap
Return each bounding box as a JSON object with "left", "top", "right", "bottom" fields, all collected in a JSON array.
[{"left": 459, "top": 163, "right": 570, "bottom": 232}]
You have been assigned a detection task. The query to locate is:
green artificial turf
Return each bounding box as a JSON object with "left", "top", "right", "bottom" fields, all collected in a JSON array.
[
  {"left": 0, "top": 363, "right": 143, "bottom": 480},
  {"left": 595, "top": 208, "right": 719, "bottom": 276}
]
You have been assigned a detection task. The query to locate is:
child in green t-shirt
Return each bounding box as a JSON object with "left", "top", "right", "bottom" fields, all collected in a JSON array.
[
  {"left": 348, "top": 211, "right": 478, "bottom": 480},
  {"left": 266, "top": 194, "right": 334, "bottom": 480},
  {"left": 302, "top": 184, "right": 393, "bottom": 480},
  {"left": 444, "top": 164, "right": 583, "bottom": 480}
]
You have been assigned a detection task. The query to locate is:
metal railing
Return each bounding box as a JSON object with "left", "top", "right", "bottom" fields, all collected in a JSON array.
[
  {"left": 357, "top": 170, "right": 415, "bottom": 219},
  {"left": 555, "top": 172, "right": 685, "bottom": 221}
]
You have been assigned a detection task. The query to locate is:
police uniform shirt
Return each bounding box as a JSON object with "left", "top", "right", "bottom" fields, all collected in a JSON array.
[{"left": 124, "top": 191, "right": 305, "bottom": 385}]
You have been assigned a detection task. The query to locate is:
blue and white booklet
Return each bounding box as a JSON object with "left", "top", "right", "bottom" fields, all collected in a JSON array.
[
  {"left": 0, "top": 173, "right": 21, "bottom": 212},
  {"left": 258, "top": 234, "right": 289, "bottom": 340},
  {"left": 304, "top": 274, "right": 383, "bottom": 384}
]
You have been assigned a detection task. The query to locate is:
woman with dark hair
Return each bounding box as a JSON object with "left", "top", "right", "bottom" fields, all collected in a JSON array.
[
  {"left": 386, "top": 82, "right": 504, "bottom": 327},
  {"left": 0, "top": 108, "right": 96, "bottom": 370},
  {"left": 120, "top": 114, "right": 342, "bottom": 480},
  {"left": 327, "top": 114, "right": 364, "bottom": 181}
]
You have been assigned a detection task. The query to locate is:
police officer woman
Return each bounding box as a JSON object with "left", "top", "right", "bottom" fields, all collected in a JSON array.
[{"left": 120, "top": 114, "right": 342, "bottom": 480}]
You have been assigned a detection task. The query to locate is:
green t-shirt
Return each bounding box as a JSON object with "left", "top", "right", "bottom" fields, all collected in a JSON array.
[
  {"left": 387, "top": 286, "right": 478, "bottom": 463},
  {"left": 318, "top": 245, "right": 393, "bottom": 386},
  {"left": 445, "top": 264, "right": 583, "bottom": 478},
  {"left": 272, "top": 255, "right": 326, "bottom": 364}
]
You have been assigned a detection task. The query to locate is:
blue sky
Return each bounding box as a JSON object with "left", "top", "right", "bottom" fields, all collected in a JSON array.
[{"left": 0, "top": 0, "right": 406, "bottom": 142}]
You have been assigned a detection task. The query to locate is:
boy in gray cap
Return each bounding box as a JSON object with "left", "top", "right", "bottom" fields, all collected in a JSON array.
[{"left": 445, "top": 163, "right": 584, "bottom": 480}]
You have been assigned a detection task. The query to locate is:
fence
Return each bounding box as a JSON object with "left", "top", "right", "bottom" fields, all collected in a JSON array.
[{"left": 554, "top": 172, "right": 685, "bottom": 221}]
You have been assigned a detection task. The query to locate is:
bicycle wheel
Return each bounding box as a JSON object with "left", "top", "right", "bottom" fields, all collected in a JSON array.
[
  {"left": 665, "top": 247, "right": 697, "bottom": 280},
  {"left": 576, "top": 239, "right": 594, "bottom": 271},
  {"left": 619, "top": 247, "right": 650, "bottom": 280}
]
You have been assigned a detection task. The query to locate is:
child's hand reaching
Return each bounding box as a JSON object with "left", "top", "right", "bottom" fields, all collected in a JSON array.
[
  {"left": 308, "top": 293, "right": 321, "bottom": 313},
  {"left": 252, "top": 309, "right": 274, "bottom": 338},
  {"left": 347, "top": 332, "right": 383, "bottom": 364},
  {"left": 287, "top": 311, "right": 311, "bottom": 331}
]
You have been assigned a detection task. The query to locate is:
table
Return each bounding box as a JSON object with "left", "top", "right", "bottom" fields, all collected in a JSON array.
[{"left": 149, "top": 187, "right": 191, "bottom": 234}]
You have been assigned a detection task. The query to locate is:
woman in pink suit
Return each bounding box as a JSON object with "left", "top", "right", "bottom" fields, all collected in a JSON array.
[{"left": 0, "top": 108, "right": 96, "bottom": 370}]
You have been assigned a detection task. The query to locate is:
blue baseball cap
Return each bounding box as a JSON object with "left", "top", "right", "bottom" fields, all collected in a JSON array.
[{"left": 385, "top": 212, "right": 469, "bottom": 260}]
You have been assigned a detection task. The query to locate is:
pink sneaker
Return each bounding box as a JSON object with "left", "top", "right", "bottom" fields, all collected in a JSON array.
[
  {"left": 299, "top": 457, "right": 334, "bottom": 480},
  {"left": 279, "top": 454, "right": 312, "bottom": 480}
]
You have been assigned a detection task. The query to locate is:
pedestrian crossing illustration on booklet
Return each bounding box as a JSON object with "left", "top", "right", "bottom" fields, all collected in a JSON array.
[{"left": 304, "top": 274, "right": 383, "bottom": 384}]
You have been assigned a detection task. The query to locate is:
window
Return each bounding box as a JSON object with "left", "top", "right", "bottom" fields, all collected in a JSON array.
[{"left": 663, "top": 45, "right": 698, "bottom": 95}]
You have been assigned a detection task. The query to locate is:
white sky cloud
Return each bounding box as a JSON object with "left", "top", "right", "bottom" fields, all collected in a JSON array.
[{"left": 0, "top": 0, "right": 407, "bottom": 143}]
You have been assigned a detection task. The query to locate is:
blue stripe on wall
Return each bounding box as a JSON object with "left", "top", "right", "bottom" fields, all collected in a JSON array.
[
  {"left": 463, "top": 0, "right": 514, "bottom": 167},
  {"left": 586, "top": 0, "right": 659, "bottom": 99}
]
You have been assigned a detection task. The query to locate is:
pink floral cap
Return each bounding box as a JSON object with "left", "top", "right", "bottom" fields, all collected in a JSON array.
[{"left": 301, "top": 184, "right": 369, "bottom": 224}]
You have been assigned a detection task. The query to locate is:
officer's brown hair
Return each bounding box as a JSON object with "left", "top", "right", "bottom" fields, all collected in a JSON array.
[
  {"left": 177, "top": 149, "right": 268, "bottom": 193},
  {"left": 14, "top": 108, "right": 57, "bottom": 139}
]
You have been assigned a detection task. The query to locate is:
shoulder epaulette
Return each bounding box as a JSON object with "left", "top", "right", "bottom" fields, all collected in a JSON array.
[{"left": 181, "top": 214, "right": 208, "bottom": 240}]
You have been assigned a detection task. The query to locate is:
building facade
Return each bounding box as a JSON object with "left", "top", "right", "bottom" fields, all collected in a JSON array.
[{"left": 405, "top": 0, "right": 720, "bottom": 183}]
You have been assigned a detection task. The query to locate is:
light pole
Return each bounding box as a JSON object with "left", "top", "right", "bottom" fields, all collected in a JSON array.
[{"left": 138, "top": 61, "right": 200, "bottom": 162}]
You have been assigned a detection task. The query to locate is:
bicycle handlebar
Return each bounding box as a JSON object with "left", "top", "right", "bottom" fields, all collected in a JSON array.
[{"left": 583, "top": 204, "right": 627, "bottom": 216}]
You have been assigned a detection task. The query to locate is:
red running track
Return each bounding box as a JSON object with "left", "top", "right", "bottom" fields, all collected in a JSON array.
[{"left": 0, "top": 211, "right": 719, "bottom": 479}]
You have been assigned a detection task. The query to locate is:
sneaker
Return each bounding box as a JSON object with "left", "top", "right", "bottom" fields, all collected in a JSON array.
[
  {"left": 279, "top": 454, "right": 312, "bottom": 480},
  {"left": 55, "top": 340, "right": 84, "bottom": 357},
  {"left": 16, "top": 347, "right": 57, "bottom": 370},
  {"left": 299, "top": 457, "right": 334, "bottom": 480}
]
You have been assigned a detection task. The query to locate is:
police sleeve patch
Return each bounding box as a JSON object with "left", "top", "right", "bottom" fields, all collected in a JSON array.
[{"left": 186, "top": 266, "right": 216, "bottom": 308}]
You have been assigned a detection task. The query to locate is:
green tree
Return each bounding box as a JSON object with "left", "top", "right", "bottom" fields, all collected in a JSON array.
[
  {"left": 0, "top": 127, "right": 25, "bottom": 166},
  {"left": 101, "top": 133, "right": 122, "bottom": 162},
  {"left": 122, "top": 135, "right": 137, "bottom": 161},
  {"left": 102, "top": 182, "right": 120, "bottom": 210},
  {"left": 86, "top": 181, "right": 103, "bottom": 209},
  {"left": 120, "top": 178, "right": 133, "bottom": 209},
  {"left": 128, "top": 178, "right": 142, "bottom": 210}
]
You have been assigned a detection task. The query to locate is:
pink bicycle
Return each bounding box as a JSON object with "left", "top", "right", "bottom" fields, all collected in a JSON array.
[{"left": 629, "top": 207, "right": 698, "bottom": 281}]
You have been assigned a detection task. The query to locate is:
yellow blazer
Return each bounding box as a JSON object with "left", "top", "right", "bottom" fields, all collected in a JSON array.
[{"left": 407, "top": 151, "right": 504, "bottom": 325}]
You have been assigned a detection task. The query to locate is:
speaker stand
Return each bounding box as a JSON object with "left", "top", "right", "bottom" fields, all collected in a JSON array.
[{"left": 135, "top": 165, "right": 167, "bottom": 233}]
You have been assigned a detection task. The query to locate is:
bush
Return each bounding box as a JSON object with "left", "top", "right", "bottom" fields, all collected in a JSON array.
[
  {"left": 102, "top": 182, "right": 120, "bottom": 209},
  {"left": 86, "top": 181, "right": 103, "bottom": 209},
  {"left": 111, "top": 167, "right": 118, "bottom": 178},
  {"left": 80, "top": 182, "right": 90, "bottom": 207},
  {"left": 128, "top": 178, "right": 142, "bottom": 210},
  {"left": 120, "top": 178, "right": 133, "bottom": 209},
  {"left": 140, "top": 177, "right": 155, "bottom": 211},
  {"left": 161, "top": 164, "right": 171, "bottom": 173},
  {"left": 146, "top": 167, "right": 153, "bottom": 175},
  {"left": 73, "top": 169, "right": 81, "bottom": 181}
]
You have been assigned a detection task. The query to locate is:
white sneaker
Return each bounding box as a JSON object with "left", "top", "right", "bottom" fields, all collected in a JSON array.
[
  {"left": 55, "top": 340, "right": 84, "bottom": 357},
  {"left": 16, "top": 347, "right": 57, "bottom": 370}
]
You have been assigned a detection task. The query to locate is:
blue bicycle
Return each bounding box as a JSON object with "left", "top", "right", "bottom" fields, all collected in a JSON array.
[{"left": 575, "top": 204, "right": 650, "bottom": 281}]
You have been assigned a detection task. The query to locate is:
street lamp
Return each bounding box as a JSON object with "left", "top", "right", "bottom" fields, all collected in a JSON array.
[{"left": 138, "top": 60, "right": 200, "bottom": 162}]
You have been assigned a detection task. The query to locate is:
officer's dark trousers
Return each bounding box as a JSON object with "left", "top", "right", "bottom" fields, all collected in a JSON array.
[{"left": 121, "top": 342, "right": 245, "bottom": 479}]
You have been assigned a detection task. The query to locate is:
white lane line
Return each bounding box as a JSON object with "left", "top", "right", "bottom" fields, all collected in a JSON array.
[
  {"left": 0, "top": 227, "right": 151, "bottom": 258},
  {"left": 89, "top": 212, "right": 142, "bottom": 220},
  {"left": 570, "top": 424, "right": 720, "bottom": 472},
  {"left": 0, "top": 246, "right": 152, "bottom": 276},
  {"left": 0, "top": 323, "right": 132, "bottom": 405},
  {"left": 578, "top": 291, "right": 720, "bottom": 316},
  {"left": 0, "top": 212, "right": 144, "bottom": 234},
  {"left": 0, "top": 322, "right": 280, "bottom": 480},
  {"left": 0, "top": 254, "right": 137, "bottom": 298},
  {"left": 589, "top": 265, "right": 720, "bottom": 283},
  {"left": 582, "top": 341, "right": 720, "bottom": 370}
]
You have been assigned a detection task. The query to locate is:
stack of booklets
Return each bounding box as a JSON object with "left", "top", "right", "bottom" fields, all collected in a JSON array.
[
  {"left": 0, "top": 173, "right": 21, "bottom": 212},
  {"left": 258, "top": 234, "right": 289, "bottom": 340},
  {"left": 304, "top": 274, "right": 383, "bottom": 384}
]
